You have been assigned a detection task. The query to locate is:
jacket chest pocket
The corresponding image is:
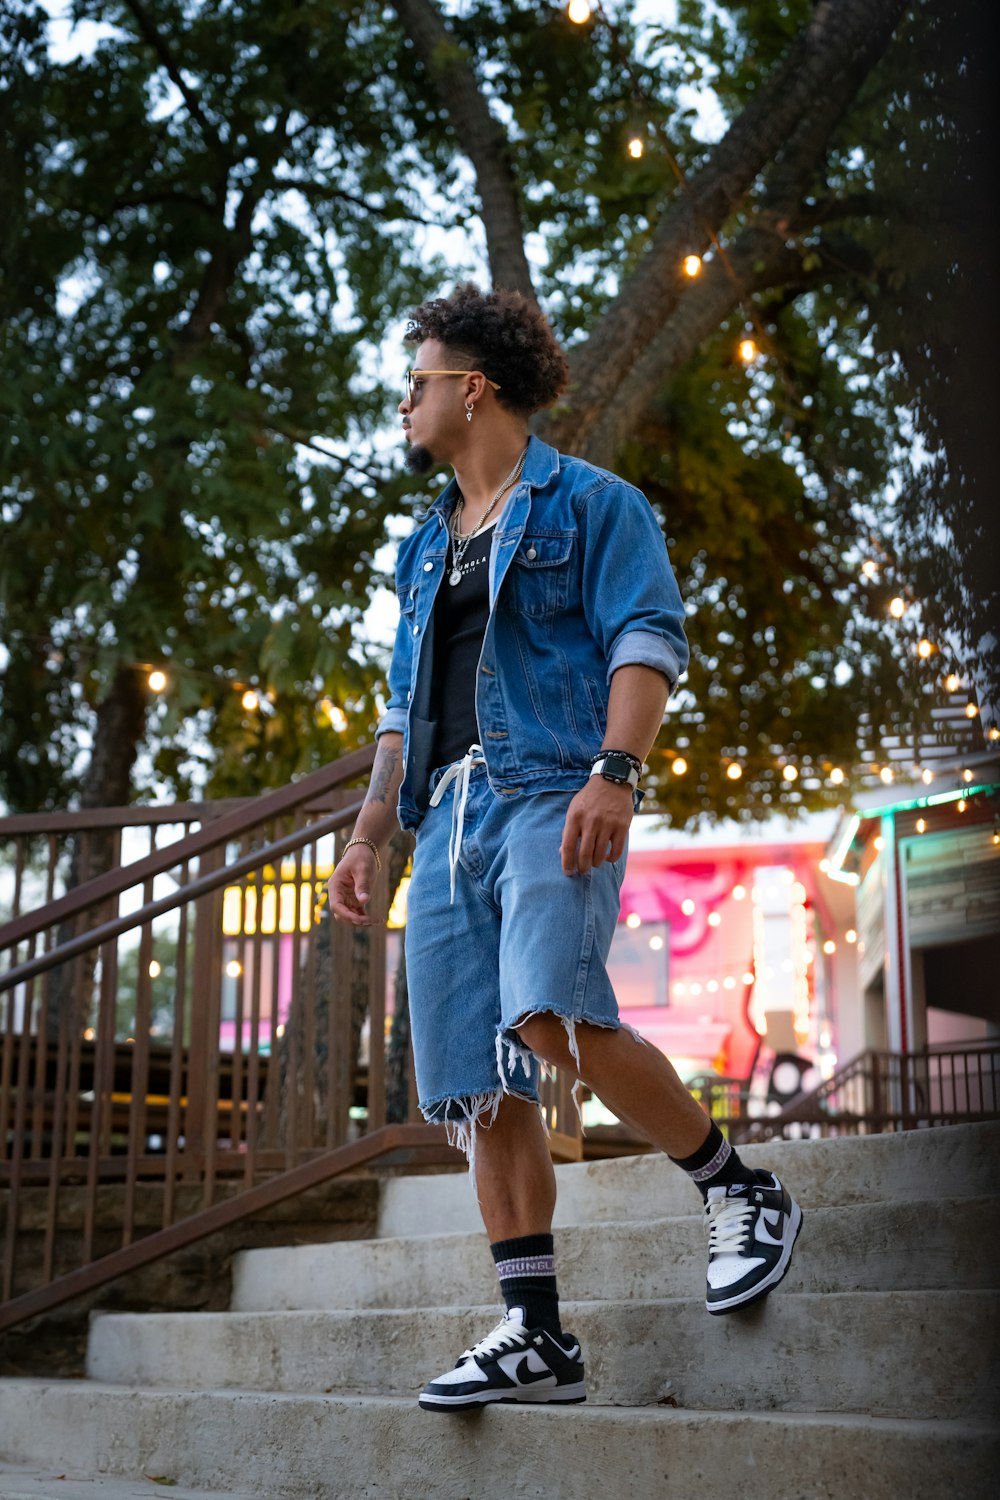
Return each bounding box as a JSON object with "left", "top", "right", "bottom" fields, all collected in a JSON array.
[{"left": 508, "top": 533, "right": 575, "bottom": 617}]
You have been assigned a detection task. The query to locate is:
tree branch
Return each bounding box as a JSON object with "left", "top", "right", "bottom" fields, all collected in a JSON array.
[
  {"left": 541, "top": 0, "right": 910, "bottom": 460},
  {"left": 388, "top": 0, "right": 535, "bottom": 299},
  {"left": 121, "top": 0, "right": 217, "bottom": 143}
]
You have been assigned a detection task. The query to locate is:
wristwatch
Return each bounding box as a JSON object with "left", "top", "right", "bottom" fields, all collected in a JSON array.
[{"left": 589, "top": 750, "right": 641, "bottom": 790}]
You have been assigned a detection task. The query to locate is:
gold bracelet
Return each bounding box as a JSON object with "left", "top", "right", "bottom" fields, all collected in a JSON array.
[{"left": 342, "top": 836, "right": 382, "bottom": 873}]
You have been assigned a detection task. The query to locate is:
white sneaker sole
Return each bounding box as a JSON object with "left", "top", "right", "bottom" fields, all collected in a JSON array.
[
  {"left": 706, "top": 1198, "right": 804, "bottom": 1315},
  {"left": 419, "top": 1381, "right": 587, "bottom": 1411}
]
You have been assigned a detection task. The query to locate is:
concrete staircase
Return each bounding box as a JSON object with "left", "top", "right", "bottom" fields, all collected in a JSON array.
[{"left": 1, "top": 1123, "right": 997, "bottom": 1499}]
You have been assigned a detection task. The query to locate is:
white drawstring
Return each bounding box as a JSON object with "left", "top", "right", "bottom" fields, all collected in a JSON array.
[{"left": 428, "top": 743, "right": 486, "bottom": 902}]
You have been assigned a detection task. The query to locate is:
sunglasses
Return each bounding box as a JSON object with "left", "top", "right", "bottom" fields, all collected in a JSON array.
[{"left": 404, "top": 369, "right": 502, "bottom": 401}]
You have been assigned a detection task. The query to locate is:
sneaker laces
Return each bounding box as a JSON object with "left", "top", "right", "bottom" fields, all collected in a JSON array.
[
  {"left": 706, "top": 1192, "right": 756, "bottom": 1255},
  {"left": 460, "top": 1312, "right": 528, "bottom": 1364}
]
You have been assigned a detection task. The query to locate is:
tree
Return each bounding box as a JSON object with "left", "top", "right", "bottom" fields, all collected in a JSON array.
[{"left": 1, "top": 0, "right": 987, "bottom": 829}]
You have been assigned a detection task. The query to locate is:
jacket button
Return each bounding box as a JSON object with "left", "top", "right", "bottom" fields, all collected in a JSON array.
[
  {"left": 526, "top": 546, "right": 537, "bottom": 560},
  {"left": 423, "top": 561, "right": 433, "bottom": 572},
  {"left": 413, "top": 624, "right": 419, "bottom": 636}
]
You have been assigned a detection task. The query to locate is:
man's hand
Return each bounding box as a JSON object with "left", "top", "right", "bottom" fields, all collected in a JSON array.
[
  {"left": 328, "top": 846, "right": 382, "bottom": 927},
  {"left": 560, "top": 777, "right": 635, "bottom": 876}
]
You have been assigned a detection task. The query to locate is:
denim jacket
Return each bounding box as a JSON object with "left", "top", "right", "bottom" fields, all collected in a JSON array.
[{"left": 376, "top": 436, "right": 689, "bottom": 831}]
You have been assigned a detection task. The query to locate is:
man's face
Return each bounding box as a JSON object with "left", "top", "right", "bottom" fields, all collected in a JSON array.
[{"left": 399, "top": 339, "right": 470, "bottom": 475}]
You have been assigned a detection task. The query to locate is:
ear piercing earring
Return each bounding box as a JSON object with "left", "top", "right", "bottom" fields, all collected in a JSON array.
[{"left": 465, "top": 404, "right": 474, "bottom": 423}]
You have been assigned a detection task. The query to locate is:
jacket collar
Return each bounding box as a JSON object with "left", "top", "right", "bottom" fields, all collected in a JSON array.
[{"left": 425, "top": 434, "right": 560, "bottom": 518}]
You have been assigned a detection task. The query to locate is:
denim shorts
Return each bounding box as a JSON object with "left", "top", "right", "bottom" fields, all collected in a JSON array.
[{"left": 404, "top": 759, "right": 629, "bottom": 1147}]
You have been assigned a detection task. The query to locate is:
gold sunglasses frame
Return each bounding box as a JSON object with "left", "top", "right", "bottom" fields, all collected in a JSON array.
[{"left": 405, "top": 368, "right": 502, "bottom": 400}]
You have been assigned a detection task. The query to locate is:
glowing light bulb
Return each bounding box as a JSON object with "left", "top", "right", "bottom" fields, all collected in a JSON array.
[
  {"left": 916, "top": 818, "right": 926, "bottom": 833},
  {"left": 681, "top": 898, "right": 696, "bottom": 917},
  {"left": 726, "top": 762, "right": 743, "bottom": 780},
  {"left": 241, "top": 689, "right": 259, "bottom": 711},
  {"left": 226, "top": 959, "right": 242, "bottom": 978},
  {"left": 732, "top": 883, "right": 746, "bottom": 901},
  {"left": 567, "top": 0, "right": 591, "bottom": 21},
  {"left": 682, "top": 254, "right": 702, "bottom": 278},
  {"left": 945, "top": 673, "right": 960, "bottom": 693},
  {"left": 723, "top": 975, "right": 736, "bottom": 990},
  {"left": 707, "top": 979, "right": 719, "bottom": 993},
  {"left": 880, "top": 766, "right": 894, "bottom": 784},
  {"left": 649, "top": 935, "right": 664, "bottom": 951},
  {"left": 921, "top": 768, "right": 933, "bottom": 785},
  {"left": 958, "top": 799, "right": 967, "bottom": 813},
  {"left": 738, "top": 337, "right": 758, "bottom": 364},
  {"left": 672, "top": 756, "right": 688, "bottom": 775},
  {"left": 823, "top": 940, "right": 836, "bottom": 955},
  {"left": 707, "top": 911, "right": 721, "bottom": 928},
  {"left": 742, "top": 971, "right": 755, "bottom": 986},
  {"left": 845, "top": 928, "right": 857, "bottom": 944},
  {"left": 874, "top": 835, "right": 885, "bottom": 851},
  {"left": 830, "top": 767, "right": 845, "bottom": 786},
  {"left": 782, "top": 764, "right": 798, "bottom": 782},
  {"left": 861, "top": 560, "right": 878, "bottom": 580},
  {"left": 627, "top": 135, "right": 645, "bottom": 160},
  {"left": 917, "top": 639, "right": 933, "bottom": 659},
  {"left": 989, "top": 727, "right": 999, "bottom": 742},
  {"left": 148, "top": 960, "right": 161, "bottom": 978},
  {"left": 626, "top": 912, "right": 641, "bottom": 929},
  {"left": 965, "top": 702, "right": 979, "bottom": 719},
  {"left": 963, "top": 768, "right": 973, "bottom": 783},
  {"left": 888, "top": 597, "right": 906, "bottom": 619},
  {"left": 148, "top": 669, "right": 167, "bottom": 693}
]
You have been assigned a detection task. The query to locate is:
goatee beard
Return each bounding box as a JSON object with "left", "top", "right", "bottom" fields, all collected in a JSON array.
[{"left": 405, "top": 442, "right": 436, "bottom": 476}]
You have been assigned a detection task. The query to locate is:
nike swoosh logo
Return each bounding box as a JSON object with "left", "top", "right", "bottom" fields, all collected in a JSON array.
[{"left": 514, "top": 1356, "right": 556, "bottom": 1385}]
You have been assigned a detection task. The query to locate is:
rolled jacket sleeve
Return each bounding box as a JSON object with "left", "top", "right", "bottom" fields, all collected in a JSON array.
[
  {"left": 374, "top": 593, "right": 414, "bottom": 739},
  {"left": 578, "top": 478, "right": 689, "bottom": 689}
]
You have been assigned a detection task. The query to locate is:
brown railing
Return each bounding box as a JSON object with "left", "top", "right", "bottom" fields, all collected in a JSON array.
[
  {"left": 719, "top": 1043, "right": 1000, "bottom": 1143},
  {"left": 0, "top": 752, "right": 582, "bottom": 1333}
]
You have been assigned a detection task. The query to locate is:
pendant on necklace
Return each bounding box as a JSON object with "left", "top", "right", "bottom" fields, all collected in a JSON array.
[{"left": 449, "top": 568, "right": 463, "bottom": 586}]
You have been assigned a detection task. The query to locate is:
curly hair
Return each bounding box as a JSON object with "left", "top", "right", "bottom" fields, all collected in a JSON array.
[{"left": 404, "top": 282, "right": 569, "bottom": 416}]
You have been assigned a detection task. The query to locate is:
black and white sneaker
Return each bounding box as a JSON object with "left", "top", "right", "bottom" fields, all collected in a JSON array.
[
  {"left": 705, "top": 1170, "right": 803, "bottom": 1314},
  {"left": 418, "top": 1306, "right": 587, "bottom": 1411}
]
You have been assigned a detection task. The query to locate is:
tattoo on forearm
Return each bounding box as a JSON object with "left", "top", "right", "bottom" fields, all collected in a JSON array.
[{"left": 366, "top": 745, "right": 400, "bottom": 805}]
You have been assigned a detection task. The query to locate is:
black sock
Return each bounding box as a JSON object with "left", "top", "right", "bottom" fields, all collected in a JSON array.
[
  {"left": 490, "top": 1233, "right": 561, "bottom": 1334},
  {"left": 670, "top": 1120, "right": 752, "bottom": 1201}
]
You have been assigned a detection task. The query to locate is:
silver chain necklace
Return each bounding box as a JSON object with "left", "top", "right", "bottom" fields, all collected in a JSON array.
[{"left": 448, "top": 446, "right": 527, "bottom": 586}]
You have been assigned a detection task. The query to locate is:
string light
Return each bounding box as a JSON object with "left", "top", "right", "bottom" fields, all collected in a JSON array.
[
  {"left": 990, "top": 727, "right": 999, "bottom": 742},
  {"left": 148, "top": 669, "right": 168, "bottom": 693},
  {"left": 681, "top": 898, "right": 696, "bottom": 916},
  {"left": 915, "top": 817, "right": 926, "bottom": 833},
  {"left": 682, "top": 254, "right": 702, "bottom": 277},
  {"left": 148, "top": 960, "right": 161, "bottom": 978},
  {"left": 567, "top": 0, "right": 591, "bottom": 21},
  {"left": 917, "top": 639, "right": 933, "bottom": 659},
  {"left": 963, "top": 768, "right": 974, "bottom": 783},
  {"left": 241, "top": 689, "right": 259, "bottom": 712},
  {"left": 958, "top": 798, "right": 967, "bottom": 813},
  {"left": 671, "top": 756, "right": 688, "bottom": 775},
  {"left": 829, "top": 767, "right": 845, "bottom": 785},
  {"left": 707, "top": 911, "right": 721, "bottom": 927},
  {"left": 861, "top": 560, "right": 878, "bottom": 580},
  {"left": 888, "top": 597, "right": 906, "bottom": 619},
  {"left": 726, "top": 763, "right": 743, "bottom": 780},
  {"left": 921, "top": 768, "right": 934, "bottom": 785},
  {"left": 822, "top": 940, "right": 836, "bottom": 955},
  {"left": 880, "top": 766, "right": 894, "bottom": 784},
  {"left": 738, "top": 337, "right": 758, "bottom": 364},
  {"left": 782, "top": 764, "right": 798, "bottom": 782},
  {"left": 627, "top": 134, "right": 645, "bottom": 159},
  {"left": 965, "top": 701, "right": 979, "bottom": 719},
  {"left": 845, "top": 928, "right": 857, "bottom": 944},
  {"left": 626, "top": 912, "right": 642, "bottom": 929},
  {"left": 225, "top": 959, "right": 242, "bottom": 978},
  {"left": 945, "top": 673, "right": 960, "bottom": 692},
  {"left": 874, "top": 835, "right": 885, "bottom": 850},
  {"left": 732, "top": 883, "right": 747, "bottom": 901}
]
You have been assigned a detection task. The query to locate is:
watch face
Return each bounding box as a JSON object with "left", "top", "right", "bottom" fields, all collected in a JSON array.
[{"left": 600, "top": 753, "right": 633, "bottom": 782}]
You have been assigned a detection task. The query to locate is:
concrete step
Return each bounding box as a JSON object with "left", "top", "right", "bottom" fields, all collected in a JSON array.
[
  {"left": 0, "top": 1465, "right": 256, "bottom": 1500},
  {"left": 0, "top": 1382, "right": 994, "bottom": 1500},
  {"left": 86, "top": 1290, "right": 1000, "bottom": 1419},
  {"left": 376, "top": 1121, "right": 999, "bottom": 1237},
  {"left": 230, "top": 1196, "right": 999, "bottom": 1311}
]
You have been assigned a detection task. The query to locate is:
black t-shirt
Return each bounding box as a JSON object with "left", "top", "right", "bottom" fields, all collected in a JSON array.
[{"left": 429, "top": 524, "right": 494, "bottom": 768}]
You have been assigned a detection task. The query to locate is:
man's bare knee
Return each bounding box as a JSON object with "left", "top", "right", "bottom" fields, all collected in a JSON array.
[{"left": 514, "top": 1012, "right": 574, "bottom": 1065}]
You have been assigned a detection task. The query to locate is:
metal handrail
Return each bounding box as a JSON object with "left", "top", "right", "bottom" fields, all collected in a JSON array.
[
  {"left": 0, "top": 799, "right": 363, "bottom": 992},
  {"left": 0, "top": 744, "right": 375, "bottom": 953}
]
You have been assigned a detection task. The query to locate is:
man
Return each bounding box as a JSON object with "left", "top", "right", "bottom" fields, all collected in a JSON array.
[{"left": 329, "top": 283, "right": 802, "bottom": 1412}]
